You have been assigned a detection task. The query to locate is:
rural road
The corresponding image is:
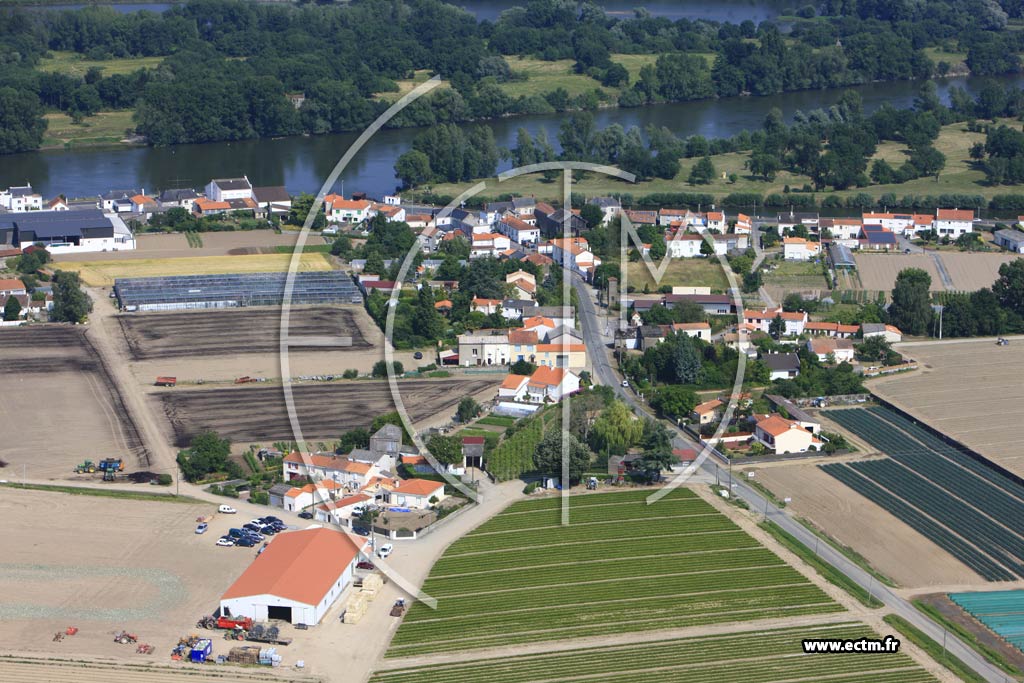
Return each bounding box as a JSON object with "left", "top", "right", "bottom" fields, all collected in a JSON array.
[{"left": 571, "top": 275, "right": 1009, "bottom": 683}]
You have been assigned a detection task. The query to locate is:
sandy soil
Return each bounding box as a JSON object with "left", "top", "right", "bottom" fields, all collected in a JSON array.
[
  {"left": 52, "top": 230, "right": 323, "bottom": 262},
  {"left": 936, "top": 252, "right": 1018, "bottom": 291},
  {"left": 0, "top": 326, "right": 150, "bottom": 481},
  {"left": 872, "top": 338, "right": 1024, "bottom": 478},
  {"left": 0, "top": 488, "right": 254, "bottom": 664},
  {"left": 756, "top": 463, "right": 985, "bottom": 588},
  {"left": 854, "top": 254, "right": 944, "bottom": 292}
]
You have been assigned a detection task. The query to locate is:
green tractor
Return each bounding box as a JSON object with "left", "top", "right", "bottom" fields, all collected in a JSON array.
[{"left": 74, "top": 460, "right": 96, "bottom": 474}]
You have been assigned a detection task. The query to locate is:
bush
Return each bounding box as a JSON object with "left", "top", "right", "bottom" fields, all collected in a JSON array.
[
  {"left": 371, "top": 360, "right": 404, "bottom": 377},
  {"left": 156, "top": 473, "right": 173, "bottom": 486},
  {"left": 342, "top": 368, "right": 358, "bottom": 379},
  {"left": 523, "top": 482, "right": 539, "bottom": 494},
  {"left": 250, "top": 491, "right": 270, "bottom": 505}
]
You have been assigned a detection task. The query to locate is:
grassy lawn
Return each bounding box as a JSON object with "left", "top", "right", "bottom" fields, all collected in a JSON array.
[
  {"left": 923, "top": 46, "right": 968, "bottom": 70},
  {"left": 627, "top": 258, "right": 732, "bottom": 293},
  {"left": 57, "top": 252, "right": 333, "bottom": 287},
  {"left": 374, "top": 69, "right": 446, "bottom": 102},
  {"left": 41, "top": 110, "right": 135, "bottom": 148},
  {"left": 39, "top": 50, "right": 164, "bottom": 77},
  {"left": 500, "top": 56, "right": 605, "bottom": 99},
  {"left": 423, "top": 119, "right": 1001, "bottom": 204}
]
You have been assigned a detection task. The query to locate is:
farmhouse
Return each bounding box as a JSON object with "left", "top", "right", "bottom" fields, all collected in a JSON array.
[
  {"left": 994, "top": 229, "right": 1024, "bottom": 253},
  {"left": 934, "top": 208, "right": 974, "bottom": 237},
  {"left": 0, "top": 184, "right": 43, "bottom": 212},
  {"left": 0, "top": 209, "right": 135, "bottom": 254},
  {"left": 744, "top": 307, "right": 807, "bottom": 336},
  {"left": 803, "top": 322, "right": 858, "bottom": 338},
  {"left": 219, "top": 527, "right": 367, "bottom": 625},
  {"left": 282, "top": 451, "right": 378, "bottom": 489},
  {"left": 324, "top": 195, "right": 373, "bottom": 224},
  {"left": 754, "top": 415, "right": 822, "bottom": 454}
]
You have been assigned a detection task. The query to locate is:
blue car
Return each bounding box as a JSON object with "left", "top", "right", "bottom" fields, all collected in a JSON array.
[{"left": 235, "top": 536, "right": 256, "bottom": 547}]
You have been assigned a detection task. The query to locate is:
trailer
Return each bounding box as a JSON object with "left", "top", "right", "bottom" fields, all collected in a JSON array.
[
  {"left": 245, "top": 623, "right": 292, "bottom": 646},
  {"left": 155, "top": 376, "right": 177, "bottom": 387},
  {"left": 190, "top": 639, "right": 212, "bottom": 663}
]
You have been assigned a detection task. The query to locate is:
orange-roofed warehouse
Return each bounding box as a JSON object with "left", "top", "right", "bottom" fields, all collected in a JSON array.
[{"left": 219, "top": 527, "right": 368, "bottom": 625}]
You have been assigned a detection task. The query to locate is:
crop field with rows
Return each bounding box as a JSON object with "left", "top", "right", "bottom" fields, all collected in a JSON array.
[
  {"left": 384, "top": 489, "right": 842, "bottom": 657},
  {"left": 485, "top": 407, "right": 560, "bottom": 481},
  {"left": 822, "top": 407, "right": 1024, "bottom": 582},
  {"left": 372, "top": 622, "right": 937, "bottom": 683}
]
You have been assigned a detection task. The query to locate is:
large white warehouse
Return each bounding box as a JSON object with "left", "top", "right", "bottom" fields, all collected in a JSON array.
[{"left": 219, "top": 527, "right": 368, "bottom": 626}]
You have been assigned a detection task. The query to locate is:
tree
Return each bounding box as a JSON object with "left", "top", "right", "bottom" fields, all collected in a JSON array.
[
  {"left": 579, "top": 203, "right": 604, "bottom": 228},
  {"left": 395, "top": 150, "right": 432, "bottom": 188},
  {"left": 287, "top": 193, "right": 326, "bottom": 229},
  {"left": 699, "top": 237, "right": 715, "bottom": 257},
  {"left": 511, "top": 359, "right": 536, "bottom": 375},
  {"left": 637, "top": 421, "right": 678, "bottom": 482},
  {"left": 589, "top": 401, "right": 644, "bottom": 455},
  {"left": 412, "top": 284, "right": 444, "bottom": 342},
  {"left": 3, "top": 295, "right": 21, "bottom": 322},
  {"left": 889, "top": 268, "right": 933, "bottom": 336},
  {"left": 0, "top": 88, "right": 47, "bottom": 154},
  {"left": 176, "top": 431, "right": 236, "bottom": 482},
  {"left": 856, "top": 335, "right": 892, "bottom": 363},
  {"left": 994, "top": 258, "right": 1024, "bottom": 317},
  {"left": 672, "top": 335, "right": 703, "bottom": 384},
  {"left": 768, "top": 314, "right": 785, "bottom": 340},
  {"left": 426, "top": 434, "right": 463, "bottom": 467},
  {"left": 533, "top": 429, "right": 591, "bottom": 484},
  {"left": 457, "top": 396, "right": 481, "bottom": 423},
  {"left": 51, "top": 271, "right": 92, "bottom": 323},
  {"left": 371, "top": 360, "right": 404, "bottom": 377},
  {"left": 649, "top": 385, "right": 699, "bottom": 420},
  {"left": 688, "top": 155, "right": 716, "bottom": 185}
]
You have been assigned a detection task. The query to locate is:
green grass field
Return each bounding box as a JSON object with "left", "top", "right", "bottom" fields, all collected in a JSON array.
[
  {"left": 422, "top": 119, "right": 999, "bottom": 204},
  {"left": 627, "top": 258, "right": 732, "bottom": 293},
  {"left": 372, "top": 622, "right": 938, "bottom": 683},
  {"left": 384, "top": 489, "right": 842, "bottom": 657},
  {"left": 41, "top": 110, "right": 136, "bottom": 148},
  {"left": 39, "top": 51, "right": 164, "bottom": 77}
]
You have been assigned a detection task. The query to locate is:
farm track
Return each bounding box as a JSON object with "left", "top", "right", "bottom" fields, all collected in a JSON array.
[
  {"left": 154, "top": 379, "right": 498, "bottom": 446},
  {"left": 0, "top": 656, "right": 321, "bottom": 683},
  {"left": 116, "top": 307, "right": 371, "bottom": 360}
]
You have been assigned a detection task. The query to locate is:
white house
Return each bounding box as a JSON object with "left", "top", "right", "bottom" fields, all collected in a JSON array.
[
  {"left": 524, "top": 366, "right": 579, "bottom": 403},
  {"left": 669, "top": 321, "right": 711, "bottom": 341},
  {"left": 282, "top": 452, "right": 378, "bottom": 490},
  {"left": 205, "top": 177, "right": 253, "bottom": 202},
  {"left": 861, "top": 323, "right": 903, "bottom": 343},
  {"left": 807, "top": 337, "right": 855, "bottom": 363},
  {"left": 550, "top": 236, "right": 600, "bottom": 277},
  {"left": 734, "top": 213, "right": 753, "bottom": 235},
  {"left": 314, "top": 492, "right": 373, "bottom": 526},
  {"left": 754, "top": 415, "right": 822, "bottom": 455},
  {"left": 762, "top": 353, "right": 801, "bottom": 381},
  {"left": 934, "top": 208, "right": 974, "bottom": 237},
  {"left": 496, "top": 213, "right": 541, "bottom": 245},
  {"left": 743, "top": 307, "right": 807, "bottom": 336},
  {"left": 470, "top": 232, "right": 511, "bottom": 258},
  {"left": 776, "top": 211, "right": 819, "bottom": 234},
  {"left": 219, "top": 527, "right": 368, "bottom": 625},
  {"left": 862, "top": 212, "right": 912, "bottom": 233},
  {"left": 691, "top": 399, "right": 723, "bottom": 425},
  {"left": 783, "top": 237, "right": 821, "bottom": 261},
  {"left": 457, "top": 330, "right": 510, "bottom": 366},
  {"left": 1, "top": 185, "right": 43, "bottom": 212},
  {"left": 665, "top": 233, "right": 704, "bottom": 258},
  {"left": 98, "top": 189, "right": 140, "bottom": 212},
  {"left": 587, "top": 196, "right": 621, "bottom": 224},
  {"left": 283, "top": 480, "right": 345, "bottom": 512},
  {"left": 383, "top": 479, "right": 446, "bottom": 510},
  {"left": 324, "top": 195, "right": 373, "bottom": 224},
  {"left": 819, "top": 218, "right": 862, "bottom": 240},
  {"left": 706, "top": 211, "right": 726, "bottom": 232}
]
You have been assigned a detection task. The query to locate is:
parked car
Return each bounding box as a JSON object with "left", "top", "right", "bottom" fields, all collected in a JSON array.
[
  {"left": 244, "top": 531, "right": 264, "bottom": 542},
  {"left": 378, "top": 543, "right": 394, "bottom": 559},
  {"left": 234, "top": 536, "right": 256, "bottom": 547},
  {"left": 195, "top": 522, "right": 208, "bottom": 534},
  {"left": 218, "top": 505, "right": 237, "bottom": 514},
  {"left": 298, "top": 511, "right": 314, "bottom": 519},
  {"left": 249, "top": 519, "right": 265, "bottom": 526},
  {"left": 264, "top": 516, "right": 282, "bottom": 524},
  {"left": 352, "top": 525, "right": 371, "bottom": 536},
  {"left": 242, "top": 523, "right": 262, "bottom": 533},
  {"left": 413, "top": 351, "right": 423, "bottom": 360},
  {"left": 259, "top": 525, "right": 277, "bottom": 535},
  {"left": 621, "top": 379, "right": 629, "bottom": 388},
  {"left": 228, "top": 528, "right": 246, "bottom": 539},
  {"left": 356, "top": 561, "right": 375, "bottom": 570},
  {"left": 215, "top": 537, "right": 234, "bottom": 547}
]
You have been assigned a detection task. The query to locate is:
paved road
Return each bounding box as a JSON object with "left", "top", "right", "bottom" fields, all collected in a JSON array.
[{"left": 571, "top": 275, "right": 1009, "bottom": 683}]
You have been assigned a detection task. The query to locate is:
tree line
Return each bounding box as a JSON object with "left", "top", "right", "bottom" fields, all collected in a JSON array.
[{"left": 2, "top": 0, "right": 1022, "bottom": 153}]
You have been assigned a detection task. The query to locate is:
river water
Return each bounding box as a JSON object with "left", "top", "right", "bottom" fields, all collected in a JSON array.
[{"left": 5, "top": 74, "right": 1021, "bottom": 201}]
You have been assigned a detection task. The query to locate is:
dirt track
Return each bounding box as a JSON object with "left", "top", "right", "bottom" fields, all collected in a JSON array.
[
  {"left": 0, "top": 326, "right": 150, "bottom": 479},
  {"left": 117, "top": 307, "right": 372, "bottom": 360},
  {"left": 154, "top": 379, "right": 499, "bottom": 447}
]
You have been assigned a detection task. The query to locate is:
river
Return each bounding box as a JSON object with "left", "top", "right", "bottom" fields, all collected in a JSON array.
[{"left": 5, "top": 74, "right": 1022, "bottom": 201}]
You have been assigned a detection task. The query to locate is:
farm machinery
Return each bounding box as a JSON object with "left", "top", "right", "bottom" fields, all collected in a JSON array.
[
  {"left": 98, "top": 458, "right": 124, "bottom": 481},
  {"left": 197, "top": 614, "right": 253, "bottom": 631},
  {"left": 114, "top": 630, "right": 138, "bottom": 645},
  {"left": 73, "top": 461, "right": 96, "bottom": 474}
]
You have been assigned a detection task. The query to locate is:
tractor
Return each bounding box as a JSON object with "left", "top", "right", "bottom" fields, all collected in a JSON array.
[
  {"left": 97, "top": 458, "right": 124, "bottom": 481},
  {"left": 74, "top": 460, "right": 96, "bottom": 474}
]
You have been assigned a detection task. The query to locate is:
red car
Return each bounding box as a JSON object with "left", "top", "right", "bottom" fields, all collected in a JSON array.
[{"left": 356, "top": 561, "right": 375, "bottom": 570}]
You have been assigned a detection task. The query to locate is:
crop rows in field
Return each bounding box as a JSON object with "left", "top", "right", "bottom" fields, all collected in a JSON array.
[
  {"left": 385, "top": 489, "right": 841, "bottom": 656},
  {"left": 823, "top": 407, "right": 1024, "bottom": 581},
  {"left": 372, "top": 622, "right": 938, "bottom": 683}
]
